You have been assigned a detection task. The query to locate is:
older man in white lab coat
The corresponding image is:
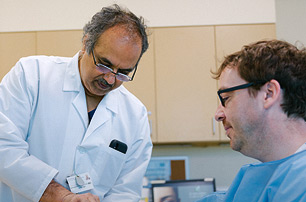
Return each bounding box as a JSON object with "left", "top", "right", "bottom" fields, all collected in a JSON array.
[{"left": 0, "top": 4, "right": 152, "bottom": 202}]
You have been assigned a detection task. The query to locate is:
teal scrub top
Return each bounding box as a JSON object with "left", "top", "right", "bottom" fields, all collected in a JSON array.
[{"left": 197, "top": 150, "right": 306, "bottom": 202}]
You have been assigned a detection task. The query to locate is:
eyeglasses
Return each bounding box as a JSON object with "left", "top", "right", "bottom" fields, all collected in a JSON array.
[
  {"left": 217, "top": 81, "right": 266, "bottom": 107},
  {"left": 92, "top": 50, "right": 137, "bottom": 82}
]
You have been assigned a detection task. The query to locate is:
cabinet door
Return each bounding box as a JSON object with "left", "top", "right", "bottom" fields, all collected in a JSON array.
[
  {"left": 154, "top": 26, "right": 219, "bottom": 143},
  {"left": 215, "top": 24, "right": 276, "bottom": 141},
  {"left": 36, "top": 30, "right": 83, "bottom": 56},
  {"left": 124, "top": 31, "right": 157, "bottom": 142},
  {"left": 0, "top": 32, "right": 36, "bottom": 80}
]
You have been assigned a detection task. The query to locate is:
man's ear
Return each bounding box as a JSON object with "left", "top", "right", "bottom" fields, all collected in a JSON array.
[{"left": 263, "top": 79, "right": 282, "bottom": 109}]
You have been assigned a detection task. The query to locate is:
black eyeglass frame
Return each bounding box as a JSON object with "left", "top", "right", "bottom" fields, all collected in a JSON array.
[
  {"left": 217, "top": 81, "right": 266, "bottom": 107},
  {"left": 91, "top": 49, "right": 138, "bottom": 82}
]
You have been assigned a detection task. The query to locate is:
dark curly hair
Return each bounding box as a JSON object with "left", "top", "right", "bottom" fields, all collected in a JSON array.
[
  {"left": 214, "top": 40, "right": 306, "bottom": 121},
  {"left": 82, "top": 4, "right": 148, "bottom": 59}
]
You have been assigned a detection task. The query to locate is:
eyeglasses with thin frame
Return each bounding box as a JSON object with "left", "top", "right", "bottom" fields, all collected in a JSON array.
[
  {"left": 92, "top": 49, "right": 137, "bottom": 82},
  {"left": 217, "top": 81, "right": 266, "bottom": 107}
]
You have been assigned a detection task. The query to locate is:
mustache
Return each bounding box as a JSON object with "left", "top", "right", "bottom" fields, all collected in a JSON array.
[{"left": 99, "top": 77, "right": 114, "bottom": 88}]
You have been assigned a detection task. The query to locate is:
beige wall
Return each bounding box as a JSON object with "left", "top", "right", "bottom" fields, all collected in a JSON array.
[
  {"left": 276, "top": 0, "right": 306, "bottom": 46},
  {"left": 1, "top": 0, "right": 275, "bottom": 32}
]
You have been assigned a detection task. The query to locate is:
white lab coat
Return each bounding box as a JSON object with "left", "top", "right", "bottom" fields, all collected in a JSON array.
[{"left": 0, "top": 53, "right": 153, "bottom": 202}]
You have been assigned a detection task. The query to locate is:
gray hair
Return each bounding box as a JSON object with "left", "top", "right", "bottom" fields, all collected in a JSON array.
[{"left": 83, "top": 4, "right": 149, "bottom": 59}]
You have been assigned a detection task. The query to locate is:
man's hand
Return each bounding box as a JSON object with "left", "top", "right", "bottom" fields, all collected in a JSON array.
[
  {"left": 40, "top": 180, "right": 100, "bottom": 202},
  {"left": 62, "top": 193, "right": 100, "bottom": 202}
]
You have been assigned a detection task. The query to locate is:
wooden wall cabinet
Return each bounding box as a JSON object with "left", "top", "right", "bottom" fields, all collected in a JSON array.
[
  {"left": 36, "top": 30, "right": 83, "bottom": 56},
  {"left": 0, "top": 24, "right": 276, "bottom": 144},
  {"left": 124, "top": 32, "right": 157, "bottom": 142},
  {"left": 0, "top": 32, "right": 36, "bottom": 79},
  {"left": 127, "top": 24, "right": 276, "bottom": 144},
  {"left": 153, "top": 26, "right": 219, "bottom": 143}
]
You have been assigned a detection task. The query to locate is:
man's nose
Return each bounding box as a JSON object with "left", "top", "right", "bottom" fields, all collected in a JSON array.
[
  {"left": 215, "top": 104, "right": 225, "bottom": 122},
  {"left": 103, "top": 72, "right": 116, "bottom": 85}
]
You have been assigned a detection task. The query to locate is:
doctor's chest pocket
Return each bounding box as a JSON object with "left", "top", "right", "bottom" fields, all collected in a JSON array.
[{"left": 90, "top": 144, "right": 127, "bottom": 187}]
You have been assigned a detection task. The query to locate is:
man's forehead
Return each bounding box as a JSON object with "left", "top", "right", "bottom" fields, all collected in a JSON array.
[
  {"left": 220, "top": 66, "right": 237, "bottom": 82},
  {"left": 219, "top": 66, "right": 245, "bottom": 88}
]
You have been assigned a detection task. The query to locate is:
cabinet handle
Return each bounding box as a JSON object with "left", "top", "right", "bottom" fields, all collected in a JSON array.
[
  {"left": 212, "top": 117, "right": 216, "bottom": 135},
  {"left": 149, "top": 120, "right": 153, "bottom": 135},
  {"left": 148, "top": 111, "right": 152, "bottom": 135}
]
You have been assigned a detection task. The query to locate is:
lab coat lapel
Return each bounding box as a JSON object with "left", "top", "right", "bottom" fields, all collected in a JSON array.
[
  {"left": 72, "top": 88, "right": 88, "bottom": 129},
  {"left": 83, "top": 89, "right": 119, "bottom": 141},
  {"left": 63, "top": 52, "right": 88, "bottom": 128},
  {"left": 63, "top": 52, "right": 81, "bottom": 92}
]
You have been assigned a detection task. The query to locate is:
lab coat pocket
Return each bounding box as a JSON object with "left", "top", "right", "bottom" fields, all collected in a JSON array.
[{"left": 91, "top": 145, "right": 126, "bottom": 188}]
